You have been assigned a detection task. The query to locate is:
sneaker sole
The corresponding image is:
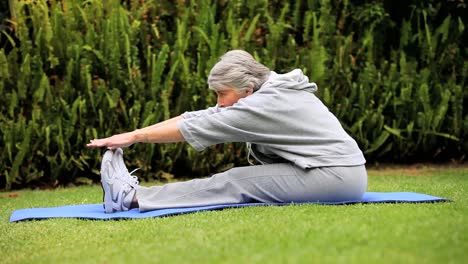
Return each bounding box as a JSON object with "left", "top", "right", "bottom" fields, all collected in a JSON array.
[
  {"left": 102, "top": 177, "right": 115, "bottom": 214},
  {"left": 101, "top": 150, "right": 115, "bottom": 214}
]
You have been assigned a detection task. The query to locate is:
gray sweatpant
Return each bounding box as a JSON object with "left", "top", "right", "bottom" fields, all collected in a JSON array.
[{"left": 136, "top": 163, "right": 367, "bottom": 212}]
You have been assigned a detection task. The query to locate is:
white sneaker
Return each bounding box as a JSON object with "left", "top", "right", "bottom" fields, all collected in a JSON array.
[
  {"left": 112, "top": 148, "right": 140, "bottom": 188},
  {"left": 100, "top": 150, "right": 136, "bottom": 213}
]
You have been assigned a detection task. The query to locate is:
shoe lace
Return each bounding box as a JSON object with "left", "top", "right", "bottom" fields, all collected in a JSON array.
[{"left": 118, "top": 167, "right": 140, "bottom": 188}]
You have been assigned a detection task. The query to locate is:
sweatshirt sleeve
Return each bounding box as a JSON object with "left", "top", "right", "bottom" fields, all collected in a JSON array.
[
  {"left": 177, "top": 97, "right": 271, "bottom": 151},
  {"left": 181, "top": 106, "right": 221, "bottom": 119}
]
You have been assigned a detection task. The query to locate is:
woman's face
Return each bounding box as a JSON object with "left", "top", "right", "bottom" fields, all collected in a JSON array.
[{"left": 216, "top": 87, "right": 252, "bottom": 107}]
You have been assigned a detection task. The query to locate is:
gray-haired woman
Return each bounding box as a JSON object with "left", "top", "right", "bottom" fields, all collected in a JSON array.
[{"left": 87, "top": 50, "right": 367, "bottom": 213}]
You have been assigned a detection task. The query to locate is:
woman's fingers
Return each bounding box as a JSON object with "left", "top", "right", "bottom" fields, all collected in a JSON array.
[
  {"left": 86, "top": 133, "right": 134, "bottom": 149},
  {"left": 87, "top": 138, "right": 113, "bottom": 148},
  {"left": 86, "top": 138, "right": 107, "bottom": 148}
]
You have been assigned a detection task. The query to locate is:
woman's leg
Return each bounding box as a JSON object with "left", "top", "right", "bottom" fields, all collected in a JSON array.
[{"left": 136, "top": 163, "right": 367, "bottom": 212}]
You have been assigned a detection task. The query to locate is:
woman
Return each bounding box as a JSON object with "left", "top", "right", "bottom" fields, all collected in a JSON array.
[{"left": 87, "top": 50, "right": 367, "bottom": 213}]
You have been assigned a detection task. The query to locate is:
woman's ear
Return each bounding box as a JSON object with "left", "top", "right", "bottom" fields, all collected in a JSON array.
[{"left": 245, "top": 87, "right": 254, "bottom": 96}]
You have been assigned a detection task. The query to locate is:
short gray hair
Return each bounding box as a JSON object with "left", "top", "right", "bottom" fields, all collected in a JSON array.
[{"left": 208, "top": 50, "right": 270, "bottom": 93}]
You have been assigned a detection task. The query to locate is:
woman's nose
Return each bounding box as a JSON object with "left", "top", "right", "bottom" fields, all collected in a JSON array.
[{"left": 217, "top": 97, "right": 224, "bottom": 107}]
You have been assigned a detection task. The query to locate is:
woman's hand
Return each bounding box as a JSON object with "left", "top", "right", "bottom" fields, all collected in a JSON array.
[{"left": 86, "top": 132, "right": 137, "bottom": 150}]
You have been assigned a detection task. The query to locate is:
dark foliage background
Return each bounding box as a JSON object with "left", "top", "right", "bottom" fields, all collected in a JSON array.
[{"left": 0, "top": 0, "right": 466, "bottom": 190}]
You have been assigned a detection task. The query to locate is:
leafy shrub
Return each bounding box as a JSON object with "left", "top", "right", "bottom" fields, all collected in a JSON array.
[{"left": 0, "top": 0, "right": 466, "bottom": 190}]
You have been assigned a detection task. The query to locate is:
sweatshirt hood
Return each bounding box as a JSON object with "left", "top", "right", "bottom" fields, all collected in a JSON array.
[{"left": 262, "top": 69, "right": 318, "bottom": 93}]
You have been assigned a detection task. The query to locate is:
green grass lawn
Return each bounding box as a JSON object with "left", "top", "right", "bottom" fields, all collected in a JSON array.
[{"left": 1, "top": 166, "right": 467, "bottom": 264}]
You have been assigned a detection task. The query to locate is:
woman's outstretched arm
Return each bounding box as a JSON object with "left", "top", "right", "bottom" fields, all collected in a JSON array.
[{"left": 86, "top": 115, "right": 185, "bottom": 149}]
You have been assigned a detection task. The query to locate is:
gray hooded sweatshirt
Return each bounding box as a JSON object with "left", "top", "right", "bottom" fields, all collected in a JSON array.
[{"left": 177, "top": 69, "right": 366, "bottom": 169}]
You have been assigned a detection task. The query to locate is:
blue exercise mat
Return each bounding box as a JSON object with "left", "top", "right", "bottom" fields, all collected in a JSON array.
[{"left": 9, "top": 192, "right": 451, "bottom": 222}]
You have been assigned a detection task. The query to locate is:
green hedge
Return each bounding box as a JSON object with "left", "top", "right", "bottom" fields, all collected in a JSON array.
[{"left": 0, "top": 0, "right": 466, "bottom": 190}]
